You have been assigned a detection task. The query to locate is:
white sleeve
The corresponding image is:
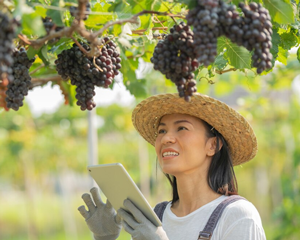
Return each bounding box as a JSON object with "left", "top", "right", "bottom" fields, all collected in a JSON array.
[
  {"left": 222, "top": 217, "right": 266, "bottom": 240},
  {"left": 216, "top": 200, "right": 266, "bottom": 240}
]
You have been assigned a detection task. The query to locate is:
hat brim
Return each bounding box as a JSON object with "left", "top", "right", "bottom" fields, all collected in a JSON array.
[{"left": 132, "top": 93, "right": 257, "bottom": 166}]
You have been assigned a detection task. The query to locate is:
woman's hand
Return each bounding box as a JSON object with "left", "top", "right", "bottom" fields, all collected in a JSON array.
[
  {"left": 78, "top": 187, "right": 122, "bottom": 240},
  {"left": 118, "top": 199, "right": 169, "bottom": 240}
]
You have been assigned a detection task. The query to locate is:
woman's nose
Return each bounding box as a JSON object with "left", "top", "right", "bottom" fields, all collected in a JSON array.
[{"left": 161, "top": 132, "right": 176, "bottom": 145}]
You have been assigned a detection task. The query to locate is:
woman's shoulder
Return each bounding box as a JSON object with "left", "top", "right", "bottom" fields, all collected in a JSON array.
[
  {"left": 221, "top": 197, "right": 263, "bottom": 224},
  {"left": 215, "top": 197, "right": 266, "bottom": 239}
]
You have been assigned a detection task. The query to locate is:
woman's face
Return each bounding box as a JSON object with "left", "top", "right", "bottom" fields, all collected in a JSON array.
[{"left": 155, "top": 113, "right": 216, "bottom": 177}]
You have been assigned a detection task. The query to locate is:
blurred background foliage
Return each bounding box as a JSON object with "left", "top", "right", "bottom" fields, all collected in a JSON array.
[{"left": 1, "top": 53, "right": 300, "bottom": 240}]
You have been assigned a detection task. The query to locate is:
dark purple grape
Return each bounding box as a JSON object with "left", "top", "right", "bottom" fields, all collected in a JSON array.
[
  {"left": 55, "top": 37, "right": 121, "bottom": 111},
  {"left": 5, "top": 48, "right": 35, "bottom": 111}
]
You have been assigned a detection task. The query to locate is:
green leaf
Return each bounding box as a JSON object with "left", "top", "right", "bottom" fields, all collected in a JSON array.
[
  {"left": 27, "top": 46, "right": 39, "bottom": 59},
  {"left": 126, "top": 78, "right": 147, "bottom": 98},
  {"left": 38, "top": 45, "right": 50, "bottom": 66},
  {"left": 217, "top": 37, "right": 251, "bottom": 69},
  {"left": 277, "top": 46, "right": 288, "bottom": 65},
  {"left": 179, "top": 0, "right": 197, "bottom": 8},
  {"left": 108, "top": 0, "right": 131, "bottom": 17},
  {"left": 34, "top": 6, "right": 47, "bottom": 18},
  {"left": 22, "top": 12, "right": 46, "bottom": 37},
  {"left": 270, "top": 29, "right": 281, "bottom": 59},
  {"left": 139, "top": 15, "right": 154, "bottom": 40},
  {"left": 297, "top": 47, "right": 300, "bottom": 63},
  {"left": 214, "top": 53, "right": 228, "bottom": 70},
  {"left": 280, "top": 31, "right": 298, "bottom": 50},
  {"left": 49, "top": 38, "right": 73, "bottom": 55},
  {"left": 46, "top": 9, "right": 64, "bottom": 26},
  {"left": 85, "top": 2, "right": 114, "bottom": 28},
  {"left": 263, "top": 0, "right": 294, "bottom": 24}
]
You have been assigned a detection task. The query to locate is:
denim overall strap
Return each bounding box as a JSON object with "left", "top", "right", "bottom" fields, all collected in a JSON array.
[
  {"left": 154, "top": 201, "right": 169, "bottom": 222},
  {"left": 198, "top": 195, "right": 246, "bottom": 240}
]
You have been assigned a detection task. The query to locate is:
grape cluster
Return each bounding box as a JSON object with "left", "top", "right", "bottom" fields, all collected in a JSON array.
[
  {"left": 55, "top": 37, "right": 121, "bottom": 111},
  {"left": 186, "top": 0, "right": 273, "bottom": 73},
  {"left": 0, "top": 12, "right": 19, "bottom": 83},
  {"left": 42, "top": 17, "right": 64, "bottom": 44},
  {"left": 238, "top": 2, "right": 273, "bottom": 74},
  {"left": 186, "top": 0, "right": 220, "bottom": 66},
  {"left": 70, "top": 2, "right": 91, "bottom": 21},
  {"left": 150, "top": 22, "right": 199, "bottom": 102},
  {"left": 217, "top": 1, "right": 272, "bottom": 73},
  {"left": 5, "top": 48, "right": 35, "bottom": 111}
]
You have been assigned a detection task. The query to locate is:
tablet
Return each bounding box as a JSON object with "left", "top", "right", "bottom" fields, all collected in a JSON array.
[{"left": 87, "top": 163, "right": 162, "bottom": 227}]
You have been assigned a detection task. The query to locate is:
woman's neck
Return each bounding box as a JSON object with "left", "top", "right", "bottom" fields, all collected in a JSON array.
[{"left": 171, "top": 173, "right": 222, "bottom": 217}]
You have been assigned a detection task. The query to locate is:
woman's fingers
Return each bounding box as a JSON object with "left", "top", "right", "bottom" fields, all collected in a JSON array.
[
  {"left": 81, "top": 193, "right": 96, "bottom": 213},
  {"left": 123, "top": 199, "right": 148, "bottom": 224},
  {"left": 121, "top": 219, "right": 134, "bottom": 235},
  {"left": 90, "top": 187, "right": 104, "bottom": 207},
  {"left": 78, "top": 205, "right": 90, "bottom": 219},
  {"left": 118, "top": 208, "right": 139, "bottom": 230}
]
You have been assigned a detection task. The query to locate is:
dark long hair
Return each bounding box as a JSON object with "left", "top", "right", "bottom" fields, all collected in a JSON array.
[{"left": 164, "top": 120, "right": 238, "bottom": 204}]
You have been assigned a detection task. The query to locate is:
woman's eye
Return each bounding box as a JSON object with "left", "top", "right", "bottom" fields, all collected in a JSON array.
[
  {"left": 178, "top": 126, "right": 188, "bottom": 131},
  {"left": 158, "top": 129, "right": 166, "bottom": 134}
]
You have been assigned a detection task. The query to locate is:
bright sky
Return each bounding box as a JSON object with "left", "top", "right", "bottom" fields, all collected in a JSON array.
[{"left": 26, "top": 76, "right": 135, "bottom": 117}]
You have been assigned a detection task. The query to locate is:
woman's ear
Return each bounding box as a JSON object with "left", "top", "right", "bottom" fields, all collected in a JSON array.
[{"left": 207, "top": 137, "right": 223, "bottom": 156}]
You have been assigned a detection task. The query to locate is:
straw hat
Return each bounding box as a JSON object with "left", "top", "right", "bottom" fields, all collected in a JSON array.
[{"left": 132, "top": 93, "right": 257, "bottom": 166}]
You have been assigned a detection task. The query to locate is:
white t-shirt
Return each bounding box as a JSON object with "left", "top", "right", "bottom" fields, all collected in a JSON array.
[{"left": 162, "top": 195, "right": 266, "bottom": 240}]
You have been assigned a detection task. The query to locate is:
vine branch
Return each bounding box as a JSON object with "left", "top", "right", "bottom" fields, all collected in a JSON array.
[
  {"left": 30, "top": 75, "right": 64, "bottom": 88},
  {"left": 19, "top": 9, "right": 185, "bottom": 57}
]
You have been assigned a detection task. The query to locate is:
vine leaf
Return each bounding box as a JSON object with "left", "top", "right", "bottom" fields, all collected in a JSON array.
[
  {"left": 213, "top": 53, "right": 228, "bottom": 71},
  {"left": 263, "top": 0, "right": 294, "bottom": 24},
  {"left": 22, "top": 12, "right": 46, "bottom": 37},
  {"left": 217, "top": 37, "right": 251, "bottom": 70},
  {"left": 271, "top": 30, "right": 281, "bottom": 60},
  {"left": 179, "top": 0, "right": 198, "bottom": 9},
  {"left": 37, "top": 45, "right": 50, "bottom": 66},
  {"left": 277, "top": 46, "right": 288, "bottom": 65},
  {"left": 139, "top": 15, "right": 154, "bottom": 40},
  {"left": 85, "top": 2, "right": 114, "bottom": 28},
  {"left": 279, "top": 31, "right": 299, "bottom": 51},
  {"left": 27, "top": 46, "right": 39, "bottom": 60},
  {"left": 297, "top": 47, "right": 300, "bottom": 63}
]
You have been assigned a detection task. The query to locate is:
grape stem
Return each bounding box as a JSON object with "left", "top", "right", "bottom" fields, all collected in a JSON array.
[
  {"left": 132, "top": 27, "right": 168, "bottom": 34},
  {"left": 71, "top": 37, "right": 89, "bottom": 56},
  {"left": 93, "top": 57, "right": 103, "bottom": 72},
  {"left": 215, "top": 68, "right": 237, "bottom": 74},
  {"left": 29, "top": 64, "right": 45, "bottom": 75}
]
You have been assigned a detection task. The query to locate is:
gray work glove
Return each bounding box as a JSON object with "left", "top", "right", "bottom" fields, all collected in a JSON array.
[
  {"left": 78, "top": 187, "right": 122, "bottom": 240},
  {"left": 117, "top": 199, "right": 169, "bottom": 240}
]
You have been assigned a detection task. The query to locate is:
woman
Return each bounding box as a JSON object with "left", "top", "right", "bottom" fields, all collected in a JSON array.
[{"left": 78, "top": 93, "right": 266, "bottom": 240}]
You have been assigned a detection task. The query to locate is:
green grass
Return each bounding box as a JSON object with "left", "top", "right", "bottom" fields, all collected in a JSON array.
[{"left": 0, "top": 192, "right": 132, "bottom": 240}]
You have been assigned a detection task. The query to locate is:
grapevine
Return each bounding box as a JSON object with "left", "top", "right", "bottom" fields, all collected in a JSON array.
[{"left": 2, "top": 0, "right": 297, "bottom": 111}]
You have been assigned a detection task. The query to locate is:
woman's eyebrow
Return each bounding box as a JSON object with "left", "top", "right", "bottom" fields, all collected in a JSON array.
[
  {"left": 174, "top": 120, "right": 192, "bottom": 125},
  {"left": 158, "top": 120, "right": 192, "bottom": 126}
]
